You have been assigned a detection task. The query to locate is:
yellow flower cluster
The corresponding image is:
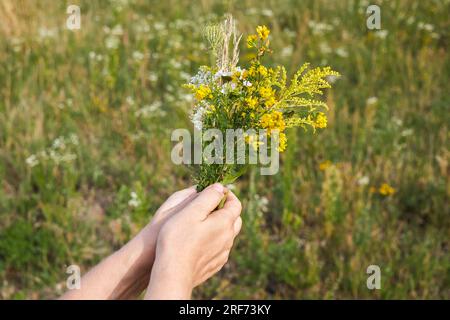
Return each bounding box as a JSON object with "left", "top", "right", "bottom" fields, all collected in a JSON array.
[
  {"left": 259, "top": 111, "right": 287, "bottom": 152},
  {"left": 195, "top": 85, "right": 212, "bottom": 101},
  {"left": 256, "top": 25, "right": 270, "bottom": 40},
  {"left": 379, "top": 183, "right": 396, "bottom": 196},
  {"left": 260, "top": 111, "right": 286, "bottom": 132},
  {"left": 314, "top": 112, "right": 328, "bottom": 128}
]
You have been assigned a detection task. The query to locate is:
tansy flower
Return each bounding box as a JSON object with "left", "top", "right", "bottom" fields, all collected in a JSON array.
[
  {"left": 256, "top": 25, "right": 270, "bottom": 40},
  {"left": 379, "top": 183, "right": 396, "bottom": 196},
  {"left": 195, "top": 85, "right": 212, "bottom": 100},
  {"left": 314, "top": 112, "right": 328, "bottom": 128}
]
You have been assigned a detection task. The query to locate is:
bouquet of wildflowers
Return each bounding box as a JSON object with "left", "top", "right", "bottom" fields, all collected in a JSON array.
[{"left": 184, "top": 15, "right": 339, "bottom": 192}]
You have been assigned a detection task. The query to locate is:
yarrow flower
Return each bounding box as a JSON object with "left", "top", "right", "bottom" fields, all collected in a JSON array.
[{"left": 183, "top": 16, "right": 339, "bottom": 191}]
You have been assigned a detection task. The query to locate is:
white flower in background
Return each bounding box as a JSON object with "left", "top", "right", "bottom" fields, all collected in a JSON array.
[
  {"left": 111, "top": 24, "right": 124, "bottom": 36},
  {"left": 336, "top": 47, "right": 349, "bottom": 58},
  {"left": 418, "top": 22, "right": 434, "bottom": 32},
  {"left": 308, "top": 20, "right": 333, "bottom": 35},
  {"left": 126, "top": 96, "right": 135, "bottom": 106},
  {"left": 26, "top": 155, "right": 39, "bottom": 167},
  {"left": 327, "top": 75, "right": 340, "bottom": 84},
  {"left": 366, "top": 96, "right": 378, "bottom": 105},
  {"left": 393, "top": 117, "right": 403, "bottom": 126},
  {"left": 243, "top": 80, "right": 252, "bottom": 87},
  {"left": 281, "top": 45, "right": 294, "bottom": 57},
  {"left": 261, "top": 9, "right": 274, "bottom": 17},
  {"left": 135, "top": 101, "right": 164, "bottom": 118},
  {"left": 401, "top": 128, "right": 414, "bottom": 137},
  {"left": 374, "top": 30, "right": 388, "bottom": 39},
  {"left": 132, "top": 51, "right": 144, "bottom": 61},
  {"left": 128, "top": 192, "right": 141, "bottom": 207},
  {"left": 319, "top": 43, "right": 332, "bottom": 55},
  {"left": 105, "top": 36, "right": 120, "bottom": 49},
  {"left": 148, "top": 72, "right": 158, "bottom": 82},
  {"left": 358, "top": 176, "right": 370, "bottom": 186},
  {"left": 69, "top": 133, "right": 79, "bottom": 145},
  {"left": 38, "top": 27, "right": 58, "bottom": 40}
]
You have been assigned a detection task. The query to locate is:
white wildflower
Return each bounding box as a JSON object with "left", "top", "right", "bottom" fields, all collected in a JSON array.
[
  {"left": 357, "top": 176, "right": 370, "bottom": 186},
  {"left": 26, "top": 155, "right": 39, "bottom": 167},
  {"left": 366, "top": 97, "right": 378, "bottom": 105}
]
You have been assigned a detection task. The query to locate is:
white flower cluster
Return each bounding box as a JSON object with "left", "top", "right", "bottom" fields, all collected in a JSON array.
[
  {"left": 128, "top": 191, "right": 141, "bottom": 208},
  {"left": 25, "top": 134, "right": 79, "bottom": 168},
  {"left": 191, "top": 102, "right": 207, "bottom": 130},
  {"left": 189, "top": 67, "right": 213, "bottom": 87}
]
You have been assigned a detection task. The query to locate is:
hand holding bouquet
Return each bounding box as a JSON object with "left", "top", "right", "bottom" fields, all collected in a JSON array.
[{"left": 184, "top": 15, "right": 339, "bottom": 192}]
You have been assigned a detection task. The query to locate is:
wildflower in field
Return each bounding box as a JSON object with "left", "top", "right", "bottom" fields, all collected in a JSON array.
[
  {"left": 319, "top": 160, "right": 332, "bottom": 171},
  {"left": 379, "top": 183, "right": 396, "bottom": 196},
  {"left": 183, "top": 15, "right": 339, "bottom": 190}
]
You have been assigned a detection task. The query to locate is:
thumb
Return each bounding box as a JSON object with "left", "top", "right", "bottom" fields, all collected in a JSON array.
[{"left": 183, "top": 183, "right": 226, "bottom": 220}]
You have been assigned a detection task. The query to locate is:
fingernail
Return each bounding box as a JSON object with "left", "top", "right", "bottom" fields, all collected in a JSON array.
[{"left": 211, "top": 183, "right": 224, "bottom": 193}]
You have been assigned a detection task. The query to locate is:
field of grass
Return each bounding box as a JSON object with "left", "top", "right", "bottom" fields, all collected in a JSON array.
[{"left": 0, "top": 0, "right": 448, "bottom": 299}]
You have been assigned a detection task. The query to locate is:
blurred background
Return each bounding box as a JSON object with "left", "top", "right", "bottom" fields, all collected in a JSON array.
[{"left": 0, "top": 0, "right": 448, "bottom": 299}]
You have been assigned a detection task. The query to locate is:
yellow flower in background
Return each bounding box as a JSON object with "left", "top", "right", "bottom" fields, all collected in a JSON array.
[
  {"left": 315, "top": 112, "right": 328, "bottom": 128},
  {"left": 195, "top": 85, "right": 212, "bottom": 100},
  {"left": 256, "top": 25, "right": 270, "bottom": 40},
  {"left": 379, "top": 183, "right": 396, "bottom": 196},
  {"left": 319, "top": 160, "right": 332, "bottom": 171}
]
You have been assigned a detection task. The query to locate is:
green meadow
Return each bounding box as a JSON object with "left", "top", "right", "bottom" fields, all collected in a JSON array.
[{"left": 0, "top": 0, "right": 448, "bottom": 299}]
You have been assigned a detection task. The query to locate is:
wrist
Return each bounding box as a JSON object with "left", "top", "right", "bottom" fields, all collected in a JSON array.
[{"left": 144, "top": 252, "right": 193, "bottom": 299}]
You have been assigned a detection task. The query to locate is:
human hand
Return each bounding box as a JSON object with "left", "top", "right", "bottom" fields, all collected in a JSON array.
[{"left": 144, "top": 183, "right": 242, "bottom": 299}]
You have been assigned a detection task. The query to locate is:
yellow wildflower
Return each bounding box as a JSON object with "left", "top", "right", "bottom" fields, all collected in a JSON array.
[
  {"left": 256, "top": 25, "right": 270, "bottom": 40},
  {"left": 314, "top": 112, "right": 328, "bottom": 128},
  {"left": 379, "top": 183, "right": 396, "bottom": 196},
  {"left": 246, "top": 34, "right": 258, "bottom": 48},
  {"left": 264, "top": 96, "right": 276, "bottom": 108},
  {"left": 245, "top": 96, "right": 258, "bottom": 109},
  {"left": 258, "top": 86, "right": 274, "bottom": 100},
  {"left": 258, "top": 65, "right": 268, "bottom": 77},
  {"left": 278, "top": 132, "right": 287, "bottom": 152},
  {"left": 260, "top": 111, "right": 286, "bottom": 133},
  {"left": 195, "top": 85, "right": 212, "bottom": 100},
  {"left": 319, "top": 160, "right": 332, "bottom": 171}
]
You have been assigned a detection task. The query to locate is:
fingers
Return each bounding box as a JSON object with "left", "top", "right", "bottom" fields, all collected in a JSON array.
[
  {"left": 183, "top": 183, "right": 227, "bottom": 220},
  {"left": 220, "top": 191, "right": 242, "bottom": 220},
  {"left": 233, "top": 216, "right": 242, "bottom": 237},
  {"left": 156, "top": 186, "right": 197, "bottom": 214},
  {"left": 208, "top": 191, "right": 242, "bottom": 228}
]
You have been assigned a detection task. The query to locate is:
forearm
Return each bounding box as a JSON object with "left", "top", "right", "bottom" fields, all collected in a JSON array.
[{"left": 60, "top": 224, "right": 157, "bottom": 300}]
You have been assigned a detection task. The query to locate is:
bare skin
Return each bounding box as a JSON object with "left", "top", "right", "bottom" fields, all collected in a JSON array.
[{"left": 60, "top": 183, "right": 242, "bottom": 300}]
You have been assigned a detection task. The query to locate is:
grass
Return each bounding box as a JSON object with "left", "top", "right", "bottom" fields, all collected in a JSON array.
[{"left": 0, "top": 0, "right": 448, "bottom": 299}]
